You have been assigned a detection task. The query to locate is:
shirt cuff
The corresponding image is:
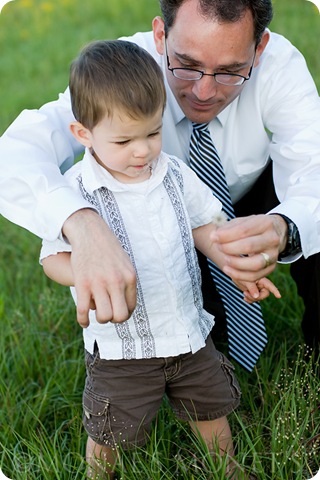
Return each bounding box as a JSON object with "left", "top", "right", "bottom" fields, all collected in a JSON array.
[
  {"left": 35, "top": 186, "right": 98, "bottom": 241},
  {"left": 269, "top": 199, "right": 318, "bottom": 260}
]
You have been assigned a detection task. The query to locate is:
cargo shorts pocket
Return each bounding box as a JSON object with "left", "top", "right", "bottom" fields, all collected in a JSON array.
[
  {"left": 218, "top": 353, "right": 242, "bottom": 400},
  {"left": 83, "top": 389, "right": 111, "bottom": 445}
]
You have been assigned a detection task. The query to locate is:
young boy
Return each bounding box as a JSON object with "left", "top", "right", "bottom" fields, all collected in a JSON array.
[{"left": 41, "top": 40, "right": 280, "bottom": 479}]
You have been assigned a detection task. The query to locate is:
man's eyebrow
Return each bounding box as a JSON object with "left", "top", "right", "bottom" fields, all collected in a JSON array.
[
  {"left": 174, "top": 51, "right": 202, "bottom": 64},
  {"left": 175, "top": 51, "right": 248, "bottom": 70}
]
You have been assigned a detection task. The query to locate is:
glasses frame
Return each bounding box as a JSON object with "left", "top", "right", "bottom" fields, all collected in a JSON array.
[{"left": 165, "top": 38, "right": 256, "bottom": 87}]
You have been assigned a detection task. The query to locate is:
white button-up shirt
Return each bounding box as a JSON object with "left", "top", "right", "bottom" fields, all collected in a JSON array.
[
  {"left": 1, "top": 30, "right": 320, "bottom": 259},
  {"left": 41, "top": 150, "right": 222, "bottom": 360}
]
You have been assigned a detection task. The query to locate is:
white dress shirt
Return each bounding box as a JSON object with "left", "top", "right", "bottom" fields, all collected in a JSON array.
[
  {"left": 40, "top": 150, "right": 222, "bottom": 360},
  {"left": 1, "top": 30, "right": 320, "bottom": 259}
]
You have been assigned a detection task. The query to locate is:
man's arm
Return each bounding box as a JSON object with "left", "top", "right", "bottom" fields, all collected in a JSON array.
[
  {"left": 0, "top": 90, "right": 84, "bottom": 239},
  {"left": 204, "top": 34, "right": 320, "bottom": 266},
  {"left": 250, "top": 34, "right": 320, "bottom": 261}
]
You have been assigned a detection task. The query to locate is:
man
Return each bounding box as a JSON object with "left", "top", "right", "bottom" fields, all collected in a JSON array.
[{"left": 0, "top": 0, "right": 319, "bottom": 364}]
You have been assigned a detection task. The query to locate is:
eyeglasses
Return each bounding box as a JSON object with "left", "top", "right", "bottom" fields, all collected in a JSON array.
[{"left": 165, "top": 38, "right": 256, "bottom": 87}]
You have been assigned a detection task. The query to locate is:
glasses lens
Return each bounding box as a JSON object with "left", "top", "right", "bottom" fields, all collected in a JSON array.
[
  {"left": 172, "top": 68, "right": 202, "bottom": 81},
  {"left": 215, "top": 74, "right": 245, "bottom": 86}
]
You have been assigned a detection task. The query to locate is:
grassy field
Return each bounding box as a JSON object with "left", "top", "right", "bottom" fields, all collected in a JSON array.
[{"left": 0, "top": 0, "right": 319, "bottom": 478}]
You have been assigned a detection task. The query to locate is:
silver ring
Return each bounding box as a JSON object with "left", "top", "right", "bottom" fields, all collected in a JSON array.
[{"left": 261, "top": 252, "right": 271, "bottom": 268}]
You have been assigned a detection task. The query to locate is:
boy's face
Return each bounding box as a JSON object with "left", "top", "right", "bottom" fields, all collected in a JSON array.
[{"left": 76, "top": 108, "right": 163, "bottom": 184}]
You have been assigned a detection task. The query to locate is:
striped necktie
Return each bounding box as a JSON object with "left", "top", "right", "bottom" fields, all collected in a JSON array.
[{"left": 189, "top": 122, "right": 267, "bottom": 371}]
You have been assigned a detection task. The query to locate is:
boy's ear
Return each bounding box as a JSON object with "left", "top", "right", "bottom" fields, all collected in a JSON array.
[{"left": 70, "top": 121, "right": 92, "bottom": 148}]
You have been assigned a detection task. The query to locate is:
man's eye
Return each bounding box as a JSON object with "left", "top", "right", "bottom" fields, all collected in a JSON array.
[
  {"left": 182, "top": 63, "right": 197, "bottom": 70},
  {"left": 177, "top": 59, "right": 196, "bottom": 69},
  {"left": 221, "top": 67, "right": 244, "bottom": 75}
]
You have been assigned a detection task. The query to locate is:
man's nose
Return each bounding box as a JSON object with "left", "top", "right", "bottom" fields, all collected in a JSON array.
[{"left": 191, "top": 74, "right": 218, "bottom": 100}]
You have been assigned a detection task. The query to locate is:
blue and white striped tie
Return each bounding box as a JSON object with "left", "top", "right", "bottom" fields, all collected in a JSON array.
[{"left": 190, "top": 122, "right": 267, "bottom": 371}]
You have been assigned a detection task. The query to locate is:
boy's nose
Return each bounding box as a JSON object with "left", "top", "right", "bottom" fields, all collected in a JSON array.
[{"left": 133, "top": 141, "right": 150, "bottom": 157}]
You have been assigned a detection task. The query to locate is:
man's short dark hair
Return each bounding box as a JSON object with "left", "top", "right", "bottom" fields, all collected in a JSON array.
[{"left": 159, "top": 0, "right": 273, "bottom": 44}]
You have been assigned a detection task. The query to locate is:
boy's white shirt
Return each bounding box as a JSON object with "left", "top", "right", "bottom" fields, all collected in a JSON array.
[{"left": 41, "top": 149, "right": 222, "bottom": 360}]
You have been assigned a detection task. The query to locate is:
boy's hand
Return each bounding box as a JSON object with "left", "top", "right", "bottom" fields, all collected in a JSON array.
[{"left": 236, "top": 277, "right": 281, "bottom": 304}]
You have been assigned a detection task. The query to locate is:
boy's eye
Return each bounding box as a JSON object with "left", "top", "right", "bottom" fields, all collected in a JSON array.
[{"left": 115, "top": 140, "right": 130, "bottom": 145}]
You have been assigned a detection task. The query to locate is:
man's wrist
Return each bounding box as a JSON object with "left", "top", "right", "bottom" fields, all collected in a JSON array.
[
  {"left": 273, "top": 214, "right": 302, "bottom": 260},
  {"left": 62, "top": 208, "right": 99, "bottom": 245}
]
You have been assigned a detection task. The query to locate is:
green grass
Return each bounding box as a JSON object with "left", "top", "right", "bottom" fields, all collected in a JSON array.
[{"left": 0, "top": 0, "right": 319, "bottom": 478}]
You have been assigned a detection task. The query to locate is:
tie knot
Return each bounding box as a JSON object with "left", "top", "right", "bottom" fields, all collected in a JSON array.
[{"left": 192, "top": 122, "right": 209, "bottom": 132}]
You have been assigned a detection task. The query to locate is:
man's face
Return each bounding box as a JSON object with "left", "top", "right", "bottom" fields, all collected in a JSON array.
[{"left": 153, "top": 0, "right": 268, "bottom": 124}]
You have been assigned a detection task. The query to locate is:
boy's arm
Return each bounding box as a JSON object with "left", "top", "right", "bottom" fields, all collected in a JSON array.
[
  {"left": 42, "top": 252, "right": 74, "bottom": 286},
  {"left": 193, "top": 222, "right": 226, "bottom": 271},
  {"left": 192, "top": 222, "right": 280, "bottom": 302}
]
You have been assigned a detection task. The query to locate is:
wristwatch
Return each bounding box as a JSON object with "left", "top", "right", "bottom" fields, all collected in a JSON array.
[{"left": 275, "top": 214, "right": 302, "bottom": 260}]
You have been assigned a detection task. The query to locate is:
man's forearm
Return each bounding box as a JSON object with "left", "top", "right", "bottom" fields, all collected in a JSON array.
[{"left": 62, "top": 208, "right": 101, "bottom": 245}]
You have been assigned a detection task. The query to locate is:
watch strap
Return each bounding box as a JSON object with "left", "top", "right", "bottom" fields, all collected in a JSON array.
[{"left": 275, "top": 214, "right": 302, "bottom": 260}]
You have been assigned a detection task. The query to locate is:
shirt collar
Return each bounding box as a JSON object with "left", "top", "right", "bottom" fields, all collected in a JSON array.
[
  {"left": 80, "top": 148, "right": 114, "bottom": 194},
  {"left": 172, "top": 100, "right": 232, "bottom": 132},
  {"left": 216, "top": 103, "right": 233, "bottom": 127}
]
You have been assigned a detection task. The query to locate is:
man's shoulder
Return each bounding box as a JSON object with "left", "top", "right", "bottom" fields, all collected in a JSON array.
[
  {"left": 253, "top": 30, "right": 306, "bottom": 86},
  {"left": 63, "top": 160, "right": 83, "bottom": 185},
  {"left": 118, "top": 31, "right": 159, "bottom": 61},
  {"left": 263, "top": 30, "right": 300, "bottom": 62}
]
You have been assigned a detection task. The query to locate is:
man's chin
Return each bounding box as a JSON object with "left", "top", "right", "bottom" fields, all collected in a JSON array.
[
  {"left": 185, "top": 109, "right": 220, "bottom": 124},
  {"left": 180, "top": 101, "right": 223, "bottom": 123}
]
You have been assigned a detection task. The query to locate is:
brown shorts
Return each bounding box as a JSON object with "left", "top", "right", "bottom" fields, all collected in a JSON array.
[{"left": 82, "top": 337, "right": 241, "bottom": 448}]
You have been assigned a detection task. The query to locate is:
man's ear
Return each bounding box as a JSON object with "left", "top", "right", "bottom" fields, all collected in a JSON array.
[
  {"left": 70, "top": 121, "right": 92, "bottom": 148},
  {"left": 152, "top": 16, "right": 166, "bottom": 55},
  {"left": 254, "top": 30, "right": 270, "bottom": 67}
]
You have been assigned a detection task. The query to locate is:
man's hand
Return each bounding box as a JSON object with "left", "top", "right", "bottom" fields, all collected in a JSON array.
[
  {"left": 63, "top": 209, "right": 137, "bottom": 327},
  {"left": 210, "top": 214, "right": 288, "bottom": 282}
]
